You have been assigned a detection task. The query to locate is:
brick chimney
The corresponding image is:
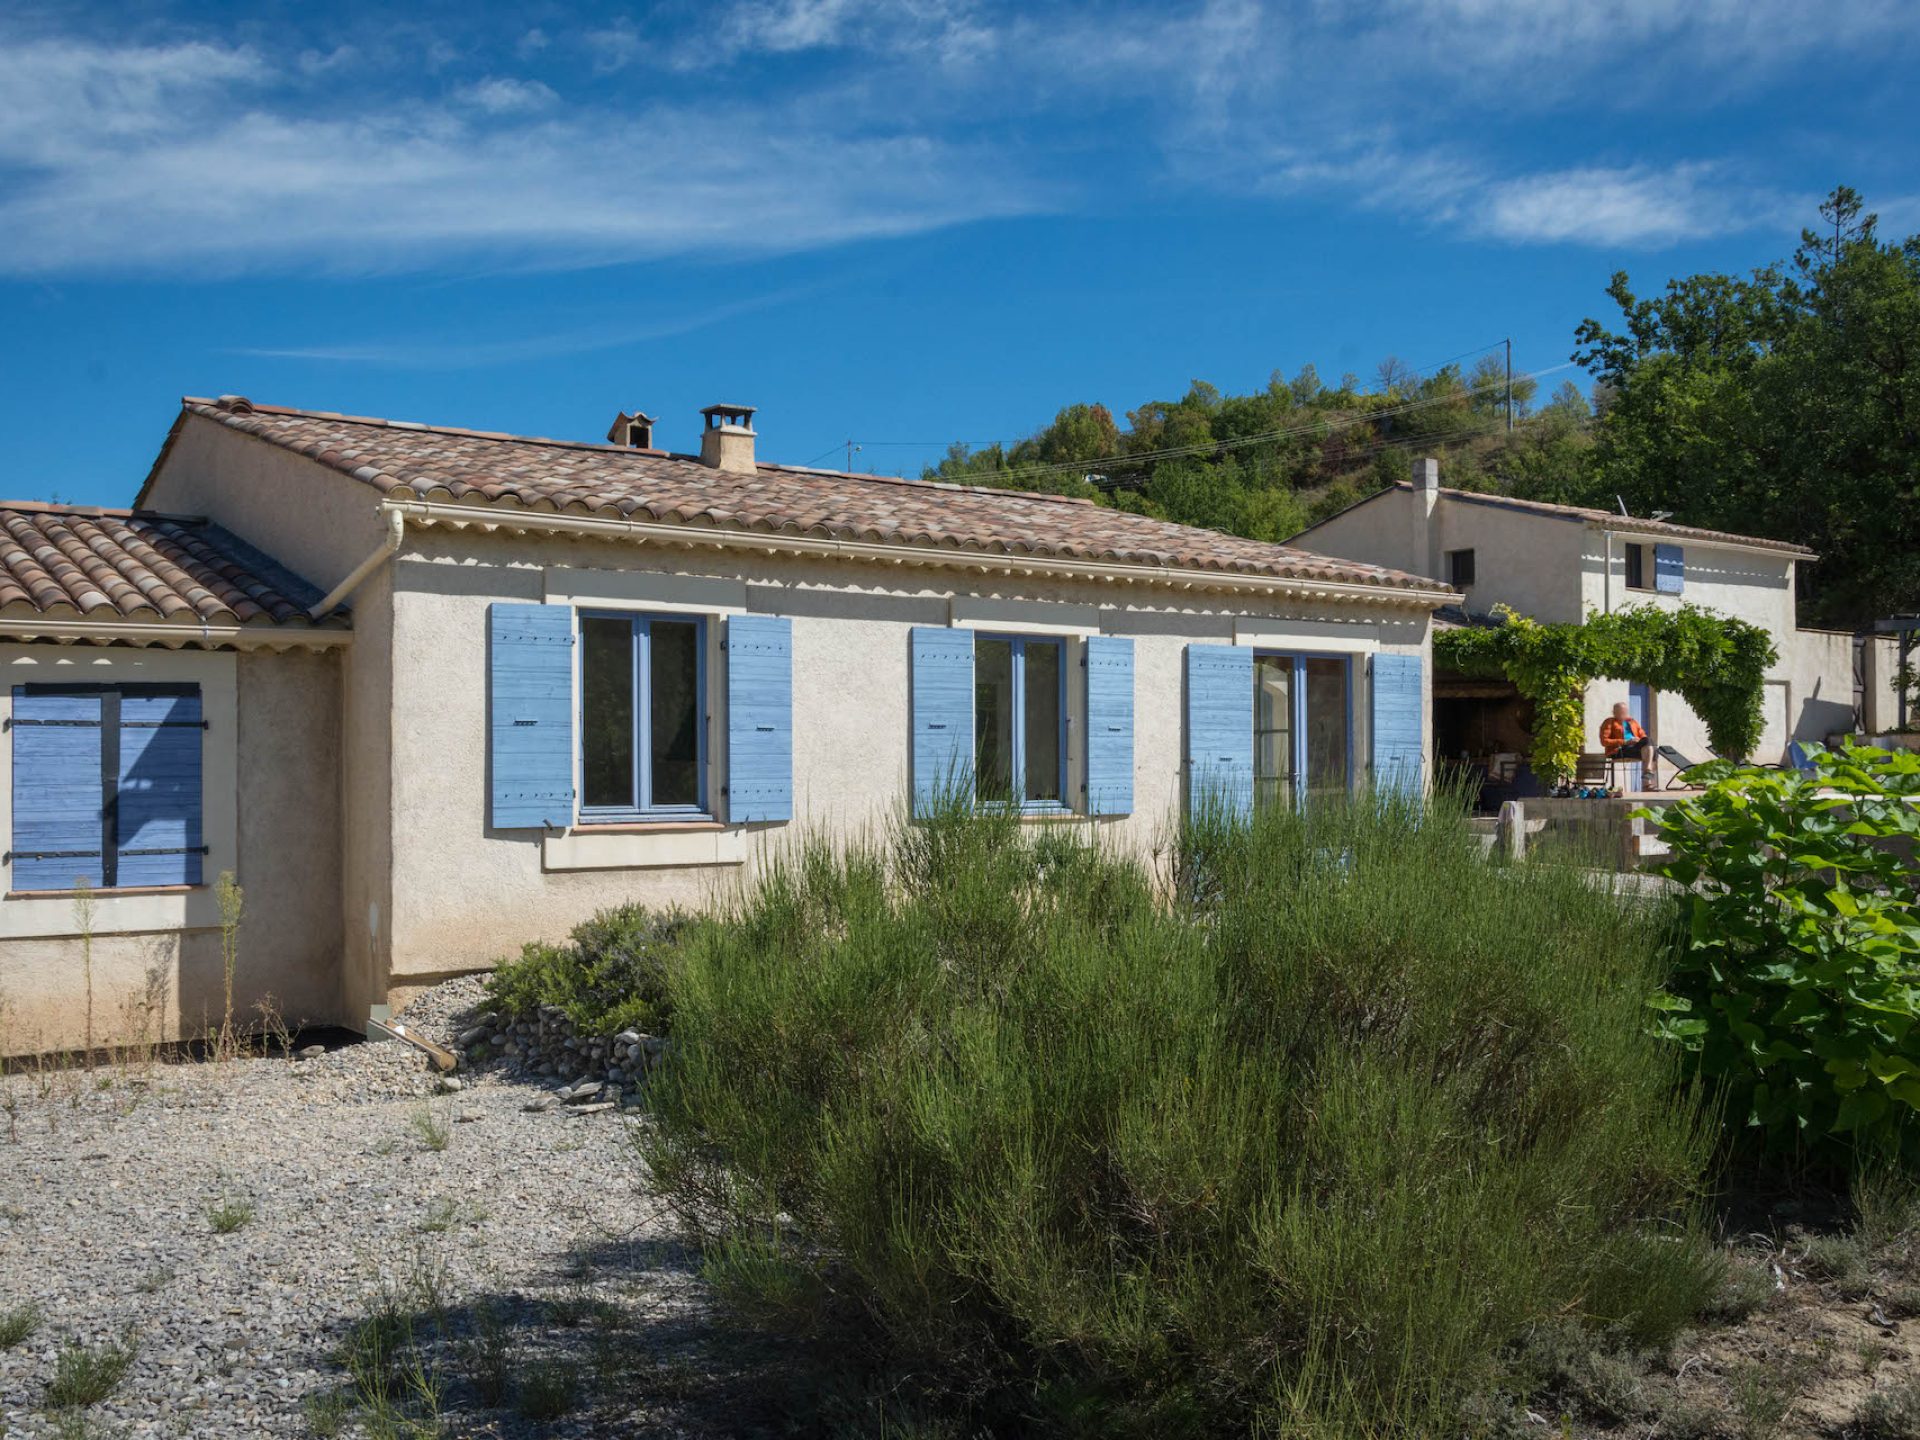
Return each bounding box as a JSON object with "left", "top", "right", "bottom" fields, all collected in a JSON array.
[{"left": 698, "top": 404, "right": 756, "bottom": 473}]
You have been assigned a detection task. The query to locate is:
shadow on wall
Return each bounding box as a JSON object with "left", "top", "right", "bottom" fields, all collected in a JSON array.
[
  {"left": 1, "top": 920, "right": 333, "bottom": 1060},
  {"left": 1794, "top": 678, "right": 1856, "bottom": 743}
]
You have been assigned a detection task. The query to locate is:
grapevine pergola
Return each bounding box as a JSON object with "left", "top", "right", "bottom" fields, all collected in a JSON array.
[{"left": 1433, "top": 604, "right": 1778, "bottom": 786}]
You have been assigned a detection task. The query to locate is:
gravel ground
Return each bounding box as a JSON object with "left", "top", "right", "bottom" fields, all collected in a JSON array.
[{"left": 0, "top": 978, "right": 746, "bottom": 1438}]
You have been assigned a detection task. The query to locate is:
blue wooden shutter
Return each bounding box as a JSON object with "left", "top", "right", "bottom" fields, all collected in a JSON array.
[
  {"left": 727, "top": 614, "right": 793, "bottom": 823},
  {"left": 10, "top": 690, "right": 105, "bottom": 891},
  {"left": 1370, "top": 652, "right": 1425, "bottom": 796},
  {"left": 910, "top": 627, "right": 974, "bottom": 817},
  {"left": 1184, "top": 644, "right": 1253, "bottom": 819},
  {"left": 489, "top": 603, "right": 575, "bottom": 829},
  {"left": 1654, "top": 543, "right": 1684, "bottom": 594},
  {"left": 117, "top": 689, "right": 204, "bottom": 887},
  {"left": 1085, "top": 636, "right": 1134, "bottom": 816}
]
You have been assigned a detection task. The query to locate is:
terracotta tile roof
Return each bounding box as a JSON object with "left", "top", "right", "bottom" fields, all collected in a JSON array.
[
  {"left": 0, "top": 502, "right": 334, "bottom": 627},
  {"left": 1397, "top": 483, "right": 1818, "bottom": 559},
  {"left": 164, "top": 397, "right": 1452, "bottom": 597}
]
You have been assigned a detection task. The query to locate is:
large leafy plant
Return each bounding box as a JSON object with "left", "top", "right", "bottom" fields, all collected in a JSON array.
[{"left": 1642, "top": 744, "right": 1920, "bottom": 1155}]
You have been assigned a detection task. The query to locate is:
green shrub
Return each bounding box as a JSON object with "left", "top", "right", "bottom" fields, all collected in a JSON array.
[
  {"left": 484, "top": 904, "right": 690, "bottom": 1035},
  {"left": 45, "top": 1333, "right": 136, "bottom": 1408},
  {"left": 642, "top": 795, "right": 1719, "bottom": 1437},
  {"left": 1858, "top": 1378, "right": 1920, "bottom": 1440},
  {"left": 1641, "top": 743, "right": 1920, "bottom": 1158}
]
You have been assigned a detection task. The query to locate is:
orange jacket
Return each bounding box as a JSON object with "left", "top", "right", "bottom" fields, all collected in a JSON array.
[{"left": 1599, "top": 715, "right": 1645, "bottom": 753}]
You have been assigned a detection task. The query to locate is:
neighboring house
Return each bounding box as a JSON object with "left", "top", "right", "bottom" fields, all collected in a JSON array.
[
  {"left": 0, "top": 396, "right": 1452, "bottom": 1052},
  {"left": 1288, "top": 458, "right": 1857, "bottom": 783}
]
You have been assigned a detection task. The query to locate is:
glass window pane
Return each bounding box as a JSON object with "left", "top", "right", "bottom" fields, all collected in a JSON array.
[
  {"left": 974, "top": 639, "right": 1014, "bottom": 801},
  {"left": 1022, "top": 641, "right": 1062, "bottom": 803},
  {"left": 1302, "top": 658, "right": 1350, "bottom": 795},
  {"left": 649, "top": 620, "right": 701, "bottom": 807},
  {"left": 581, "top": 617, "right": 635, "bottom": 807},
  {"left": 1254, "top": 654, "right": 1294, "bottom": 808}
]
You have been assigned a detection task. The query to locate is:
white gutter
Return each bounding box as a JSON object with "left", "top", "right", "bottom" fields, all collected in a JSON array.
[
  {"left": 0, "top": 616, "right": 351, "bottom": 649},
  {"left": 310, "top": 506, "right": 406, "bottom": 620},
  {"left": 379, "top": 498, "right": 1461, "bottom": 611}
]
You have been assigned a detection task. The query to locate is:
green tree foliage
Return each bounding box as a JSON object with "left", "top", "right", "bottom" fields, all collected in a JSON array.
[
  {"left": 1575, "top": 187, "right": 1920, "bottom": 627},
  {"left": 643, "top": 798, "right": 1719, "bottom": 1437},
  {"left": 1643, "top": 744, "right": 1920, "bottom": 1159},
  {"left": 925, "top": 360, "right": 1592, "bottom": 543}
]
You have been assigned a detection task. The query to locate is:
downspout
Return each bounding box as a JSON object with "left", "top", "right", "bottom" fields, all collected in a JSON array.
[{"left": 309, "top": 507, "right": 405, "bottom": 620}]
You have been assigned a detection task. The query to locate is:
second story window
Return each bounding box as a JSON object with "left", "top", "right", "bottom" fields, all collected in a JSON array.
[
  {"left": 1625, "top": 543, "right": 1650, "bottom": 591},
  {"left": 1446, "top": 548, "right": 1476, "bottom": 588}
]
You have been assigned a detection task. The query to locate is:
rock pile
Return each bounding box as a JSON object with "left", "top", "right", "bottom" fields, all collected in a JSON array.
[{"left": 453, "top": 1005, "right": 669, "bottom": 1102}]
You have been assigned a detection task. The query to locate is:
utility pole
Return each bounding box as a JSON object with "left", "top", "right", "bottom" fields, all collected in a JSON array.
[{"left": 1505, "top": 338, "right": 1513, "bottom": 434}]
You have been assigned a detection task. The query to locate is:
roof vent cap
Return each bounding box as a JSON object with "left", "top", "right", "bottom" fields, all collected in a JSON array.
[
  {"left": 214, "top": 394, "right": 254, "bottom": 415},
  {"left": 607, "top": 410, "right": 657, "bottom": 449}
]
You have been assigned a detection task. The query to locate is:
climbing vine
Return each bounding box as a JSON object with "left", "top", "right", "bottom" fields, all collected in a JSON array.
[{"left": 1434, "top": 604, "right": 1778, "bottom": 785}]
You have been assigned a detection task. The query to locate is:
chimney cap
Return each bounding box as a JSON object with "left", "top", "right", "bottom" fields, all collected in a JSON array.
[{"left": 700, "top": 403, "right": 756, "bottom": 430}]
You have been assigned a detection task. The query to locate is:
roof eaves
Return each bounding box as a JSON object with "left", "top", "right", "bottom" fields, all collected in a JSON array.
[
  {"left": 1592, "top": 518, "right": 1817, "bottom": 560},
  {"left": 384, "top": 496, "right": 1459, "bottom": 607}
]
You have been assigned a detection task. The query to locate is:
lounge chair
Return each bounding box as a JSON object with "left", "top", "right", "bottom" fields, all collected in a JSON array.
[{"left": 1656, "top": 745, "right": 1703, "bottom": 789}]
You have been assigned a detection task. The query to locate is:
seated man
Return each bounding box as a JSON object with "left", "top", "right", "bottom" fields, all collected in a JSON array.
[{"left": 1598, "top": 702, "right": 1652, "bottom": 781}]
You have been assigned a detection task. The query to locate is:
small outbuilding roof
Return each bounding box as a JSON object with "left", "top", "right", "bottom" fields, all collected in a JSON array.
[
  {"left": 151, "top": 397, "right": 1455, "bottom": 601},
  {"left": 0, "top": 502, "right": 342, "bottom": 642}
]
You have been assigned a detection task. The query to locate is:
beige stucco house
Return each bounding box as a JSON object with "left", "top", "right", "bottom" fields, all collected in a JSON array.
[
  {"left": 1289, "top": 458, "right": 1861, "bottom": 787},
  {"left": 0, "top": 396, "right": 1453, "bottom": 1053}
]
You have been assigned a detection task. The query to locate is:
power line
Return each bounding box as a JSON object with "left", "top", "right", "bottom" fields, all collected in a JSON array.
[
  {"left": 825, "top": 344, "right": 1516, "bottom": 467},
  {"left": 1088, "top": 404, "right": 1596, "bottom": 494},
  {"left": 926, "top": 362, "right": 1578, "bottom": 490}
]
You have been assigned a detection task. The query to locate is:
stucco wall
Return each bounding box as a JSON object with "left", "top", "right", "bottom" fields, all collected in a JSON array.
[
  {"left": 141, "top": 414, "right": 387, "bottom": 593},
  {"left": 0, "top": 644, "right": 344, "bottom": 1053},
  {"left": 143, "top": 415, "right": 394, "bottom": 1028},
  {"left": 1861, "top": 635, "right": 1906, "bottom": 734},
  {"left": 1586, "top": 532, "right": 1798, "bottom": 639},
  {"left": 1431, "top": 496, "right": 1591, "bottom": 625},
  {"left": 1786, "top": 630, "right": 1860, "bottom": 745},
  {"left": 1291, "top": 490, "right": 1423, "bottom": 578},
  {"left": 1579, "top": 536, "right": 1844, "bottom": 766},
  {"left": 379, "top": 528, "right": 1432, "bottom": 992}
]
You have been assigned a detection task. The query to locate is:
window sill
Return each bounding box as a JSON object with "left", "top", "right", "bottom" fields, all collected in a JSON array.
[
  {"left": 570, "top": 820, "right": 725, "bottom": 835},
  {"left": 970, "top": 803, "right": 1081, "bottom": 822},
  {"left": 543, "top": 824, "right": 747, "bottom": 873},
  {"left": 7, "top": 884, "right": 202, "bottom": 901}
]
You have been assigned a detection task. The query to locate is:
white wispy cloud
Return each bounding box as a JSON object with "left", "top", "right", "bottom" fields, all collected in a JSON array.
[
  {"left": 0, "top": 30, "right": 1039, "bottom": 276},
  {"left": 231, "top": 283, "right": 825, "bottom": 366},
  {"left": 1476, "top": 164, "right": 1758, "bottom": 247},
  {"left": 1, "top": 1, "right": 1915, "bottom": 278},
  {"left": 1251, "top": 144, "right": 1784, "bottom": 248},
  {"left": 455, "top": 76, "right": 558, "bottom": 114}
]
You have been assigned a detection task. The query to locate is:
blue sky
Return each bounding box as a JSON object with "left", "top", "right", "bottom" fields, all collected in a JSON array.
[{"left": 3, "top": 0, "right": 1917, "bottom": 506}]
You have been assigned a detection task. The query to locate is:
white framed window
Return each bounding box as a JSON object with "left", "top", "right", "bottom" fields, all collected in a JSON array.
[
  {"left": 973, "top": 634, "right": 1068, "bottom": 811},
  {"left": 577, "top": 610, "right": 709, "bottom": 822}
]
